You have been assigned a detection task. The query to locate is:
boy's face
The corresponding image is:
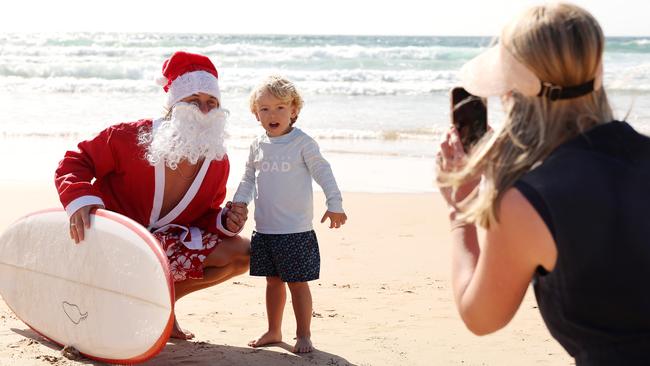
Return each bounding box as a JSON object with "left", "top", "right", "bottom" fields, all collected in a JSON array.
[{"left": 254, "top": 89, "right": 296, "bottom": 138}]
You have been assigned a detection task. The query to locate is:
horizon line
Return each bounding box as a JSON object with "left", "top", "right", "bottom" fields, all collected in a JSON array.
[{"left": 0, "top": 30, "right": 648, "bottom": 38}]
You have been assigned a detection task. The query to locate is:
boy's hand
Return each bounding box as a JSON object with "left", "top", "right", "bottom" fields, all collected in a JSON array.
[{"left": 320, "top": 211, "right": 347, "bottom": 229}]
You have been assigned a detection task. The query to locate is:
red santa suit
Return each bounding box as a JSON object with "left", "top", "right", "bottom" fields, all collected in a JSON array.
[
  {"left": 56, "top": 51, "right": 239, "bottom": 282},
  {"left": 55, "top": 118, "right": 237, "bottom": 246}
]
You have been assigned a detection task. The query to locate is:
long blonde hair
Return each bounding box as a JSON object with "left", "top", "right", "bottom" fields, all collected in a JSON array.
[{"left": 446, "top": 3, "right": 614, "bottom": 228}]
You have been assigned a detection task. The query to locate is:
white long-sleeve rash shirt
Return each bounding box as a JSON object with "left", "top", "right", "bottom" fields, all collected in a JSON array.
[{"left": 232, "top": 128, "right": 344, "bottom": 234}]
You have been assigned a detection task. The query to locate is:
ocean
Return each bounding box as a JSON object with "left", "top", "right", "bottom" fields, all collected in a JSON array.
[{"left": 1, "top": 33, "right": 649, "bottom": 191}]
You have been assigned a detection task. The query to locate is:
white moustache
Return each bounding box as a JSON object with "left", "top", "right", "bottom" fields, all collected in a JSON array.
[{"left": 171, "top": 102, "right": 230, "bottom": 126}]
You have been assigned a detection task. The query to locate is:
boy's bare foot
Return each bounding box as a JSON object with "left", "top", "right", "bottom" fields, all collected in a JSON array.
[
  {"left": 293, "top": 337, "right": 313, "bottom": 353},
  {"left": 248, "top": 331, "right": 282, "bottom": 348},
  {"left": 171, "top": 317, "right": 195, "bottom": 340}
]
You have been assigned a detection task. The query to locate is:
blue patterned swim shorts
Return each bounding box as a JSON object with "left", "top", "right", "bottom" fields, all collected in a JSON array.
[{"left": 249, "top": 230, "right": 320, "bottom": 282}]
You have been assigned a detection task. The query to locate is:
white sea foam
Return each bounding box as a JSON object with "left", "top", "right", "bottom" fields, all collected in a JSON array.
[
  {"left": 1, "top": 33, "right": 649, "bottom": 192},
  {"left": 623, "top": 39, "right": 650, "bottom": 47}
]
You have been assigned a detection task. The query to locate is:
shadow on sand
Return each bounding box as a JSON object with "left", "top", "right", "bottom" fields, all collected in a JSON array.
[{"left": 12, "top": 328, "right": 356, "bottom": 366}]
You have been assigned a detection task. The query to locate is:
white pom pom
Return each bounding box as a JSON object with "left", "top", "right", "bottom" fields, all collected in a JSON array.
[{"left": 154, "top": 75, "right": 168, "bottom": 87}]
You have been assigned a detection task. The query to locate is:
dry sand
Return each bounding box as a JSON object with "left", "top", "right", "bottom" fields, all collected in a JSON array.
[{"left": 0, "top": 182, "right": 572, "bottom": 365}]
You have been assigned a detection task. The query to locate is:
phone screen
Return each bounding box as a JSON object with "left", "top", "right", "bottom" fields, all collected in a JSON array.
[{"left": 451, "top": 87, "right": 487, "bottom": 152}]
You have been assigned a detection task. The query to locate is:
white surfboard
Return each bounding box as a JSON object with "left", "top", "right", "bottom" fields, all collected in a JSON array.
[{"left": 0, "top": 208, "right": 174, "bottom": 364}]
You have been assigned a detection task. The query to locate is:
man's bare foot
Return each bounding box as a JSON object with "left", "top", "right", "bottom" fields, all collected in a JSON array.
[
  {"left": 248, "top": 330, "right": 282, "bottom": 348},
  {"left": 171, "top": 317, "right": 195, "bottom": 340},
  {"left": 293, "top": 337, "right": 313, "bottom": 353}
]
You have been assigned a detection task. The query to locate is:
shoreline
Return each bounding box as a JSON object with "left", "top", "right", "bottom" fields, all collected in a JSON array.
[
  {"left": 0, "top": 135, "right": 439, "bottom": 193},
  {"left": 0, "top": 182, "right": 571, "bottom": 365}
]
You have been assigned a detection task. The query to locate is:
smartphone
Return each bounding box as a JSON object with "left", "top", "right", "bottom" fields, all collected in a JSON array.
[{"left": 450, "top": 87, "right": 487, "bottom": 152}]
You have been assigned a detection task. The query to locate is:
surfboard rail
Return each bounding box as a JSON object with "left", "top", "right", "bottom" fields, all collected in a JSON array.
[{"left": 0, "top": 208, "right": 175, "bottom": 365}]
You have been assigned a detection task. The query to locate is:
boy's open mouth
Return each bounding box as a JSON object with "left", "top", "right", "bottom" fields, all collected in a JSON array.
[{"left": 269, "top": 122, "right": 280, "bottom": 128}]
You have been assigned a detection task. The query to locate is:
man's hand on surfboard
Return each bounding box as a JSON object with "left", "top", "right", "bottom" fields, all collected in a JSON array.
[{"left": 69, "top": 204, "right": 103, "bottom": 244}]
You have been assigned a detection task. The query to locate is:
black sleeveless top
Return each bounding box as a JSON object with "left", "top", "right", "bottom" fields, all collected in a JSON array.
[{"left": 514, "top": 121, "right": 650, "bottom": 365}]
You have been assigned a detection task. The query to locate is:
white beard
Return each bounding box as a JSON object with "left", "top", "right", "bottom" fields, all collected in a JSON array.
[{"left": 140, "top": 102, "right": 228, "bottom": 169}]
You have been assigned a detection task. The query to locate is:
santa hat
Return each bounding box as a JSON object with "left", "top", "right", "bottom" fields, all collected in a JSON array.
[{"left": 156, "top": 51, "right": 221, "bottom": 108}]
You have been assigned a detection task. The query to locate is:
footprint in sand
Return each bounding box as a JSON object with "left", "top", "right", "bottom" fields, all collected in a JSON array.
[
  {"left": 36, "top": 355, "right": 60, "bottom": 364},
  {"left": 8, "top": 339, "right": 37, "bottom": 348}
]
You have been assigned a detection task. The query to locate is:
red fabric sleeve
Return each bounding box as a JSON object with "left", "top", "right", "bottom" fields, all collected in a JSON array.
[
  {"left": 191, "top": 159, "right": 231, "bottom": 236},
  {"left": 54, "top": 126, "right": 118, "bottom": 208}
]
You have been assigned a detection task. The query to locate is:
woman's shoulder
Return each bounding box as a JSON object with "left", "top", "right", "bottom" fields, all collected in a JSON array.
[
  {"left": 558, "top": 120, "right": 650, "bottom": 156},
  {"left": 525, "top": 121, "right": 648, "bottom": 178}
]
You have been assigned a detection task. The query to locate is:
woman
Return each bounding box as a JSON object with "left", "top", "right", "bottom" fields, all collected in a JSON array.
[{"left": 437, "top": 3, "right": 650, "bottom": 364}]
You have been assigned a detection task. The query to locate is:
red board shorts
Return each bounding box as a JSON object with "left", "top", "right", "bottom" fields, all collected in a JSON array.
[{"left": 152, "top": 228, "right": 222, "bottom": 282}]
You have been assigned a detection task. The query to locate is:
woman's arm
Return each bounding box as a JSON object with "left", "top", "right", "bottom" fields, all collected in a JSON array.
[
  {"left": 450, "top": 188, "right": 556, "bottom": 335},
  {"left": 437, "top": 127, "right": 556, "bottom": 335}
]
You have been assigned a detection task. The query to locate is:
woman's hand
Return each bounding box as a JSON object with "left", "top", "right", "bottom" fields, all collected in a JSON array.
[
  {"left": 321, "top": 211, "right": 347, "bottom": 229},
  {"left": 69, "top": 204, "right": 103, "bottom": 244},
  {"left": 436, "top": 127, "right": 481, "bottom": 209}
]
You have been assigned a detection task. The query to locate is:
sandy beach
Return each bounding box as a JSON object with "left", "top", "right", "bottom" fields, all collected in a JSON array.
[
  {"left": 1, "top": 12, "right": 648, "bottom": 365},
  {"left": 0, "top": 182, "right": 572, "bottom": 366}
]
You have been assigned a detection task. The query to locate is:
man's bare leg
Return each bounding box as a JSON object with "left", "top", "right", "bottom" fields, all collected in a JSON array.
[
  {"left": 287, "top": 282, "right": 313, "bottom": 353},
  {"left": 249, "top": 276, "right": 285, "bottom": 348},
  {"left": 171, "top": 316, "right": 195, "bottom": 340}
]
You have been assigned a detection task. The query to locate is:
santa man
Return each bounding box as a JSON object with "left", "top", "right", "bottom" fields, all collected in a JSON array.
[{"left": 55, "top": 51, "right": 250, "bottom": 340}]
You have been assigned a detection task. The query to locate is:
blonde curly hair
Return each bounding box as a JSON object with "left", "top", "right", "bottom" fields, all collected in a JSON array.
[{"left": 249, "top": 75, "right": 304, "bottom": 124}]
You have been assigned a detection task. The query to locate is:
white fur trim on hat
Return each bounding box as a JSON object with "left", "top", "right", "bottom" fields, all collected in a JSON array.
[
  {"left": 167, "top": 70, "right": 220, "bottom": 107},
  {"left": 155, "top": 75, "right": 169, "bottom": 87}
]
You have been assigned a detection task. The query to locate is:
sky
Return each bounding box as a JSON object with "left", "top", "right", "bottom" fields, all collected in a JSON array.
[{"left": 1, "top": 0, "right": 648, "bottom": 36}]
